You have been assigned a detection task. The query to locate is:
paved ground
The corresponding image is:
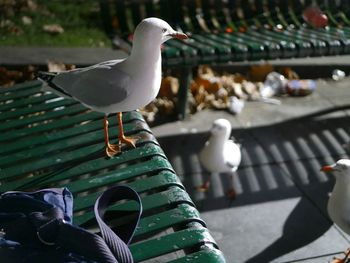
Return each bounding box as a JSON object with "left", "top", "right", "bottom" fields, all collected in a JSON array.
[
  {"left": 2, "top": 47, "right": 350, "bottom": 262},
  {"left": 153, "top": 76, "right": 350, "bottom": 263}
]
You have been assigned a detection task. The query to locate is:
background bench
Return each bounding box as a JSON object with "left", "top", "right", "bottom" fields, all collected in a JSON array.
[
  {"left": 0, "top": 80, "right": 226, "bottom": 263},
  {"left": 99, "top": 0, "right": 350, "bottom": 118}
]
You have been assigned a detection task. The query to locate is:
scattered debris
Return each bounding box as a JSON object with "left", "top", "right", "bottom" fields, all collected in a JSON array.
[
  {"left": 258, "top": 97, "right": 282, "bottom": 105},
  {"left": 332, "top": 69, "right": 346, "bottom": 81},
  {"left": 286, "top": 79, "right": 316, "bottom": 96},
  {"left": 228, "top": 96, "right": 245, "bottom": 114},
  {"left": 139, "top": 64, "right": 319, "bottom": 123},
  {"left": 279, "top": 67, "right": 299, "bottom": 80},
  {"left": 260, "top": 72, "right": 287, "bottom": 98},
  {"left": 303, "top": 5, "right": 328, "bottom": 28}
]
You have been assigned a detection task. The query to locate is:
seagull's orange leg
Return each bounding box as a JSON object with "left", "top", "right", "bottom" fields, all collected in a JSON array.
[
  {"left": 226, "top": 174, "right": 237, "bottom": 200},
  {"left": 332, "top": 249, "right": 350, "bottom": 263},
  {"left": 117, "top": 112, "right": 138, "bottom": 148},
  {"left": 104, "top": 116, "right": 120, "bottom": 157},
  {"left": 197, "top": 174, "right": 211, "bottom": 192}
]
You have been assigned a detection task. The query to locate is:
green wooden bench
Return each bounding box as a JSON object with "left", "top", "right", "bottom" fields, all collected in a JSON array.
[
  {"left": 0, "top": 80, "right": 226, "bottom": 263},
  {"left": 99, "top": 0, "right": 350, "bottom": 118}
]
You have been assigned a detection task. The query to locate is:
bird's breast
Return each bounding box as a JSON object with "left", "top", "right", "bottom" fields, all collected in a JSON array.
[
  {"left": 199, "top": 144, "right": 228, "bottom": 173},
  {"left": 328, "top": 187, "right": 350, "bottom": 235},
  {"left": 113, "top": 53, "right": 161, "bottom": 112}
]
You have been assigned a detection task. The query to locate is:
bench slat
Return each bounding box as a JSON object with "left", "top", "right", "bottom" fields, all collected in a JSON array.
[
  {"left": 168, "top": 249, "right": 226, "bottom": 263},
  {"left": 73, "top": 171, "right": 183, "bottom": 212},
  {"left": 130, "top": 227, "right": 217, "bottom": 262},
  {"left": 74, "top": 187, "right": 194, "bottom": 226}
]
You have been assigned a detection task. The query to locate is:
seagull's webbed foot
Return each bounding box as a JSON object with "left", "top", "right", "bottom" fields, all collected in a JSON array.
[
  {"left": 119, "top": 135, "right": 139, "bottom": 149},
  {"left": 226, "top": 188, "right": 237, "bottom": 200},
  {"left": 105, "top": 143, "right": 121, "bottom": 158},
  {"left": 331, "top": 257, "right": 348, "bottom": 263},
  {"left": 331, "top": 249, "right": 350, "bottom": 263},
  {"left": 197, "top": 181, "right": 210, "bottom": 192}
]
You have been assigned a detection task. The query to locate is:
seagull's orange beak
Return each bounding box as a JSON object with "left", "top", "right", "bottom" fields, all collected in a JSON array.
[
  {"left": 170, "top": 32, "right": 188, "bottom": 40},
  {"left": 321, "top": 165, "right": 334, "bottom": 172}
]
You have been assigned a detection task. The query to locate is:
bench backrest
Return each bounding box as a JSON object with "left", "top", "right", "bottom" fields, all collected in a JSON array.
[{"left": 100, "top": 0, "right": 347, "bottom": 36}]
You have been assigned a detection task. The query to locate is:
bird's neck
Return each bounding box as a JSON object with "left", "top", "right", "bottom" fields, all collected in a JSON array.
[
  {"left": 129, "top": 41, "right": 162, "bottom": 65},
  {"left": 331, "top": 177, "right": 350, "bottom": 200},
  {"left": 209, "top": 135, "right": 227, "bottom": 147}
]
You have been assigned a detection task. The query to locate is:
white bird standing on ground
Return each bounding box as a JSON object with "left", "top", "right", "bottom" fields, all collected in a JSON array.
[
  {"left": 322, "top": 159, "right": 350, "bottom": 263},
  {"left": 37, "top": 17, "right": 188, "bottom": 157},
  {"left": 198, "top": 118, "right": 242, "bottom": 199}
]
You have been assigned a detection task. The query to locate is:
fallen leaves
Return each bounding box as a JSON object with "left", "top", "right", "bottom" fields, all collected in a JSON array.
[
  {"left": 1, "top": 0, "right": 43, "bottom": 35},
  {"left": 140, "top": 65, "right": 264, "bottom": 123},
  {"left": 158, "top": 76, "right": 179, "bottom": 98},
  {"left": 21, "top": 16, "right": 32, "bottom": 26},
  {"left": 47, "top": 61, "right": 75, "bottom": 73},
  {"left": 140, "top": 64, "right": 309, "bottom": 124},
  {"left": 0, "top": 65, "right": 36, "bottom": 87},
  {"left": 0, "top": 61, "right": 74, "bottom": 88},
  {"left": 43, "top": 24, "right": 64, "bottom": 34}
]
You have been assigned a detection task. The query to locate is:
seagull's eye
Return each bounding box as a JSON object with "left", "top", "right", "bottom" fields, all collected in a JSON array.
[{"left": 162, "top": 28, "right": 167, "bottom": 33}]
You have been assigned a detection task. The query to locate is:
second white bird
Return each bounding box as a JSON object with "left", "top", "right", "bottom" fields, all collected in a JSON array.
[{"left": 198, "top": 118, "right": 242, "bottom": 199}]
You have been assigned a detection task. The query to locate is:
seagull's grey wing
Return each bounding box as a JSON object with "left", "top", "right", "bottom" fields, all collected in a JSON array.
[
  {"left": 70, "top": 59, "right": 125, "bottom": 73},
  {"left": 53, "top": 66, "right": 131, "bottom": 107},
  {"left": 224, "top": 141, "right": 242, "bottom": 170}
]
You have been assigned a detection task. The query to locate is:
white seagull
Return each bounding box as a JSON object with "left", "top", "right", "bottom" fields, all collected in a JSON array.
[
  {"left": 322, "top": 159, "right": 350, "bottom": 263},
  {"left": 198, "top": 118, "right": 242, "bottom": 199},
  {"left": 37, "top": 17, "right": 188, "bottom": 157}
]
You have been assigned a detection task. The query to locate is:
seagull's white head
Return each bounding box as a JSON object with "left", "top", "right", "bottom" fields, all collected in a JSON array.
[
  {"left": 134, "top": 17, "right": 188, "bottom": 45},
  {"left": 210, "top": 118, "right": 232, "bottom": 139},
  {"left": 321, "top": 159, "right": 350, "bottom": 179}
]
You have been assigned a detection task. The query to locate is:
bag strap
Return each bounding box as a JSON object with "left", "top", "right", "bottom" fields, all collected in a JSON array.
[{"left": 35, "top": 185, "right": 142, "bottom": 263}]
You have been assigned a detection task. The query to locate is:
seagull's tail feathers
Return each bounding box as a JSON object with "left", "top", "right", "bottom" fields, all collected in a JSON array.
[
  {"left": 36, "top": 71, "right": 72, "bottom": 99},
  {"left": 36, "top": 71, "right": 57, "bottom": 83}
]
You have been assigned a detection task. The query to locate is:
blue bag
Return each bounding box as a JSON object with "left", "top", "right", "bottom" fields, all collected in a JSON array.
[{"left": 0, "top": 186, "right": 142, "bottom": 263}]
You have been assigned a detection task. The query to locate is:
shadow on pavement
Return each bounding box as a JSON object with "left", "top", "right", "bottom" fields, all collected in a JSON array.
[
  {"left": 244, "top": 193, "right": 333, "bottom": 262},
  {"left": 156, "top": 105, "right": 350, "bottom": 262}
]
